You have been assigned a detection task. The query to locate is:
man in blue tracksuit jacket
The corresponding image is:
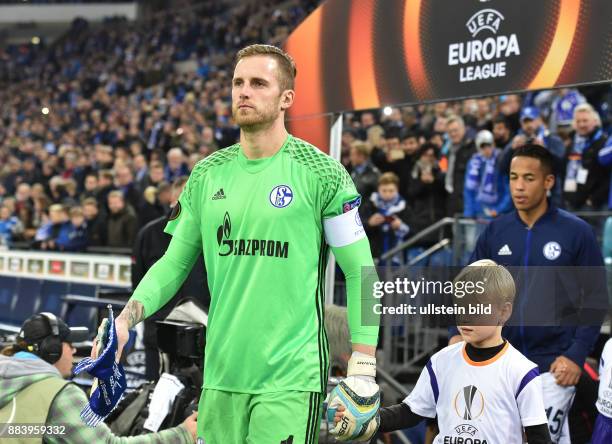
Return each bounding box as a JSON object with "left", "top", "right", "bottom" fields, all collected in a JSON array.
[{"left": 451, "top": 144, "right": 608, "bottom": 442}]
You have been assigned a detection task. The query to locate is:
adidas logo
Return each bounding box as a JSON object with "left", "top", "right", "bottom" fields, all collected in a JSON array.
[
  {"left": 498, "top": 244, "right": 512, "bottom": 256},
  {"left": 212, "top": 188, "right": 226, "bottom": 200}
]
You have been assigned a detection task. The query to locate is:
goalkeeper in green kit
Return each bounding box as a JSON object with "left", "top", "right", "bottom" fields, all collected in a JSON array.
[{"left": 95, "top": 44, "right": 381, "bottom": 443}]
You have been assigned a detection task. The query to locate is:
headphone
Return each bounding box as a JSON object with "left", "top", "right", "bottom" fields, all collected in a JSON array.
[{"left": 21, "top": 312, "right": 63, "bottom": 364}]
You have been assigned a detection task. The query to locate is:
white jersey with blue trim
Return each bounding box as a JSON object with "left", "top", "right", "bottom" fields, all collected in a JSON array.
[
  {"left": 405, "top": 341, "right": 548, "bottom": 444},
  {"left": 597, "top": 338, "right": 612, "bottom": 418}
]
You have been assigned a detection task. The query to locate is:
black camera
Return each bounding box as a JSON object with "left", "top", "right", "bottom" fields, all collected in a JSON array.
[{"left": 156, "top": 320, "right": 205, "bottom": 361}]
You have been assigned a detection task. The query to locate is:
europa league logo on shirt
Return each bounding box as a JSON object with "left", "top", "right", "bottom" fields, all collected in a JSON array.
[{"left": 454, "top": 385, "right": 485, "bottom": 420}]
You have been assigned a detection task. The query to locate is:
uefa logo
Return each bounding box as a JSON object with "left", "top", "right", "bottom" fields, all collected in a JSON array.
[
  {"left": 466, "top": 8, "right": 504, "bottom": 37},
  {"left": 269, "top": 185, "right": 293, "bottom": 208}
]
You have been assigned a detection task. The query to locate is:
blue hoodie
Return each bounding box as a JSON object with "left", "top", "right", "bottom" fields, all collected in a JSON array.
[{"left": 452, "top": 204, "right": 607, "bottom": 371}]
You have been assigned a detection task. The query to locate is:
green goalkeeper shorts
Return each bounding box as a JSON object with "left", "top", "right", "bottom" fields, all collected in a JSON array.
[{"left": 197, "top": 389, "right": 323, "bottom": 444}]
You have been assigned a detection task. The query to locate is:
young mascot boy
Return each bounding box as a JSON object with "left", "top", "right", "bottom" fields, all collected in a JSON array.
[
  {"left": 592, "top": 337, "right": 612, "bottom": 443},
  {"left": 333, "top": 259, "right": 552, "bottom": 443}
]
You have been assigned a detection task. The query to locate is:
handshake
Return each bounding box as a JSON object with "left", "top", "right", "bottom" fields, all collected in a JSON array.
[{"left": 326, "top": 352, "right": 380, "bottom": 442}]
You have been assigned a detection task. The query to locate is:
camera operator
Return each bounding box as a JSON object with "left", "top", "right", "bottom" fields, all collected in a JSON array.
[{"left": 0, "top": 313, "right": 197, "bottom": 443}]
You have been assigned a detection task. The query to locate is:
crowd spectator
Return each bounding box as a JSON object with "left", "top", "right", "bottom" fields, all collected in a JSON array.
[
  {"left": 405, "top": 143, "right": 447, "bottom": 247},
  {"left": 82, "top": 197, "right": 105, "bottom": 246},
  {"left": 370, "top": 128, "right": 419, "bottom": 194},
  {"left": 0, "top": 204, "right": 23, "bottom": 246},
  {"left": 348, "top": 141, "right": 379, "bottom": 202},
  {"left": 139, "top": 181, "right": 172, "bottom": 227},
  {"left": 498, "top": 106, "right": 566, "bottom": 206},
  {"left": 463, "top": 130, "right": 511, "bottom": 219},
  {"left": 133, "top": 153, "right": 148, "bottom": 183},
  {"left": 363, "top": 172, "right": 410, "bottom": 264},
  {"left": 33, "top": 204, "right": 71, "bottom": 251},
  {"left": 137, "top": 161, "right": 165, "bottom": 192},
  {"left": 492, "top": 115, "right": 512, "bottom": 149},
  {"left": 499, "top": 106, "right": 565, "bottom": 174},
  {"left": 54, "top": 206, "right": 88, "bottom": 252},
  {"left": 563, "top": 103, "right": 609, "bottom": 210},
  {"left": 164, "top": 148, "right": 189, "bottom": 182},
  {"left": 443, "top": 115, "right": 476, "bottom": 216},
  {"left": 114, "top": 164, "right": 142, "bottom": 211},
  {"left": 80, "top": 173, "right": 97, "bottom": 200},
  {"left": 105, "top": 191, "right": 137, "bottom": 249},
  {"left": 498, "top": 94, "right": 522, "bottom": 134},
  {"left": 96, "top": 170, "right": 115, "bottom": 211}
]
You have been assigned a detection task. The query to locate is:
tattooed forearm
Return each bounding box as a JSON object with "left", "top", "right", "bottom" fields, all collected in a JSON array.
[{"left": 117, "top": 299, "right": 145, "bottom": 329}]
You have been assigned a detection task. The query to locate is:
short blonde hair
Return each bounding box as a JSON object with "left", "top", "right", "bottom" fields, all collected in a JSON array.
[
  {"left": 107, "top": 190, "right": 124, "bottom": 201},
  {"left": 236, "top": 44, "right": 297, "bottom": 91},
  {"left": 350, "top": 141, "right": 370, "bottom": 157},
  {"left": 453, "top": 259, "right": 515, "bottom": 306},
  {"left": 49, "top": 204, "right": 66, "bottom": 214},
  {"left": 447, "top": 114, "right": 465, "bottom": 129},
  {"left": 379, "top": 172, "right": 400, "bottom": 187},
  {"left": 573, "top": 103, "right": 601, "bottom": 127},
  {"left": 69, "top": 206, "right": 83, "bottom": 218}
]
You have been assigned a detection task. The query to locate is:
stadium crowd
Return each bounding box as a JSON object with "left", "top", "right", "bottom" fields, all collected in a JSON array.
[
  {"left": 0, "top": 0, "right": 611, "bottom": 263},
  {"left": 0, "top": 0, "right": 319, "bottom": 250}
]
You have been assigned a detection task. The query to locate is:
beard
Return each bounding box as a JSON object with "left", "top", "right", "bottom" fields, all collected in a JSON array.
[
  {"left": 494, "top": 136, "right": 507, "bottom": 147},
  {"left": 232, "top": 98, "right": 281, "bottom": 132}
]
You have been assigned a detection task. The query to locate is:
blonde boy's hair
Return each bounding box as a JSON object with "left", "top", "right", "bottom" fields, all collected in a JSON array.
[{"left": 453, "top": 259, "right": 515, "bottom": 306}]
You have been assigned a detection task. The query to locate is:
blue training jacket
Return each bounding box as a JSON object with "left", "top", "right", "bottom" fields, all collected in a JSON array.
[{"left": 452, "top": 204, "right": 607, "bottom": 372}]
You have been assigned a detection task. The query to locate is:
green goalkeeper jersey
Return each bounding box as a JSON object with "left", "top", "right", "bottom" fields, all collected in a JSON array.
[{"left": 134, "top": 135, "right": 377, "bottom": 394}]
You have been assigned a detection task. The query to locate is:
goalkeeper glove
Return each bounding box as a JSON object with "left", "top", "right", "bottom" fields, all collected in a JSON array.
[{"left": 327, "top": 352, "right": 380, "bottom": 441}]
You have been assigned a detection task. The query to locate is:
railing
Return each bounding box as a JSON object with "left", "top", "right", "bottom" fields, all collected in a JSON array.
[
  {"left": 380, "top": 217, "right": 455, "bottom": 264},
  {"left": 407, "top": 238, "right": 450, "bottom": 266}
]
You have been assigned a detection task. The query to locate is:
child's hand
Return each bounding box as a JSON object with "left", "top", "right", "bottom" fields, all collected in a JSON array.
[
  {"left": 368, "top": 213, "right": 385, "bottom": 226},
  {"left": 390, "top": 217, "right": 402, "bottom": 230}
]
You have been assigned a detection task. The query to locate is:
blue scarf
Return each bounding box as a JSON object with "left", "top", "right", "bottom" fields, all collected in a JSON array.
[
  {"left": 370, "top": 192, "right": 410, "bottom": 265},
  {"left": 465, "top": 149, "right": 500, "bottom": 205},
  {"left": 73, "top": 307, "right": 126, "bottom": 427},
  {"left": 566, "top": 128, "right": 603, "bottom": 182}
]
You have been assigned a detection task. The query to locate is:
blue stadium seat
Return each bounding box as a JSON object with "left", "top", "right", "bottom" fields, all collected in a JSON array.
[
  {"left": 38, "top": 281, "right": 68, "bottom": 315},
  {"left": 64, "top": 283, "right": 99, "bottom": 331},
  {"left": 0, "top": 276, "right": 18, "bottom": 324},
  {"left": 69, "top": 283, "right": 97, "bottom": 298},
  {"left": 11, "top": 278, "right": 42, "bottom": 325}
]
